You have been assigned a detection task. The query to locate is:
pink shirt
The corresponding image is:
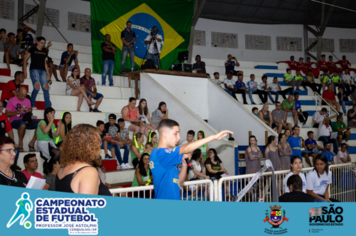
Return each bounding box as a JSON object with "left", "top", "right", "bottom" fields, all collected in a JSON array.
[
  {"left": 6, "top": 96, "right": 31, "bottom": 123},
  {"left": 21, "top": 170, "right": 43, "bottom": 181},
  {"left": 336, "top": 151, "right": 348, "bottom": 164}
]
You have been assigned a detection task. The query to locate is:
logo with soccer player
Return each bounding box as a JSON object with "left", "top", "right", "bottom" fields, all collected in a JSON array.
[
  {"left": 7, "top": 192, "right": 33, "bottom": 229},
  {"left": 264, "top": 205, "right": 289, "bottom": 230}
]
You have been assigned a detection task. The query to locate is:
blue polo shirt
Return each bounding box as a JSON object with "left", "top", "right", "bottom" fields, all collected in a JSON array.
[
  {"left": 321, "top": 150, "right": 334, "bottom": 166},
  {"left": 287, "top": 136, "right": 302, "bottom": 158},
  {"left": 150, "top": 146, "right": 183, "bottom": 200},
  {"left": 347, "top": 108, "right": 356, "bottom": 122},
  {"left": 305, "top": 139, "right": 317, "bottom": 151},
  {"left": 235, "top": 81, "right": 246, "bottom": 89},
  {"left": 60, "top": 51, "right": 76, "bottom": 66}
]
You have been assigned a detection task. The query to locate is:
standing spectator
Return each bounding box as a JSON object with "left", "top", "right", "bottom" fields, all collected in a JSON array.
[
  {"left": 131, "top": 153, "right": 153, "bottom": 198},
  {"left": 80, "top": 68, "right": 104, "bottom": 112},
  {"left": 281, "top": 94, "right": 298, "bottom": 126},
  {"left": 287, "top": 125, "right": 312, "bottom": 166},
  {"left": 101, "top": 34, "right": 117, "bottom": 86},
  {"left": 21, "top": 153, "right": 50, "bottom": 190},
  {"left": 53, "top": 43, "right": 79, "bottom": 82},
  {"left": 247, "top": 74, "right": 268, "bottom": 104},
  {"left": 5, "top": 87, "right": 38, "bottom": 152},
  {"left": 0, "top": 71, "right": 26, "bottom": 107},
  {"left": 284, "top": 129, "right": 291, "bottom": 139},
  {"left": 43, "top": 157, "right": 60, "bottom": 191},
  {"left": 121, "top": 21, "right": 135, "bottom": 73},
  {"left": 225, "top": 54, "right": 243, "bottom": 76},
  {"left": 321, "top": 143, "right": 335, "bottom": 166},
  {"left": 272, "top": 102, "right": 292, "bottom": 134},
  {"left": 211, "top": 72, "right": 222, "bottom": 86},
  {"left": 144, "top": 26, "right": 162, "bottom": 69},
  {"left": 294, "top": 92, "right": 309, "bottom": 128},
  {"left": 276, "top": 56, "right": 298, "bottom": 70},
  {"left": 122, "top": 97, "right": 148, "bottom": 137},
  {"left": 4, "top": 32, "right": 23, "bottom": 69},
  {"left": 234, "top": 74, "right": 248, "bottom": 104},
  {"left": 332, "top": 115, "right": 351, "bottom": 146},
  {"left": 283, "top": 156, "right": 306, "bottom": 193},
  {"left": 278, "top": 133, "right": 293, "bottom": 170},
  {"left": 137, "top": 98, "right": 156, "bottom": 132},
  {"left": 347, "top": 104, "right": 356, "bottom": 128},
  {"left": 259, "top": 104, "right": 277, "bottom": 130},
  {"left": 284, "top": 68, "right": 301, "bottom": 91},
  {"left": 180, "top": 130, "right": 195, "bottom": 145},
  {"left": 301, "top": 70, "right": 322, "bottom": 94},
  {"left": 66, "top": 67, "right": 95, "bottom": 111},
  {"left": 271, "top": 77, "right": 293, "bottom": 100},
  {"left": 56, "top": 111, "right": 72, "bottom": 148},
  {"left": 337, "top": 86, "right": 353, "bottom": 114},
  {"left": 0, "top": 28, "right": 8, "bottom": 52},
  {"left": 336, "top": 55, "right": 356, "bottom": 74},
  {"left": 22, "top": 36, "right": 51, "bottom": 109},
  {"left": 311, "top": 108, "right": 328, "bottom": 128},
  {"left": 317, "top": 114, "right": 339, "bottom": 154},
  {"left": 260, "top": 75, "right": 278, "bottom": 104},
  {"left": 223, "top": 71, "right": 237, "bottom": 100},
  {"left": 23, "top": 26, "right": 34, "bottom": 48},
  {"left": 326, "top": 56, "right": 343, "bottom": 73},
  {"left": 322, "top": 84, "right": 340, "bottom": 113},
  {"left": 336, "top": 143, "right": 351, "bottom": 164},
  {"left": 131, "top": 133, "right": 146, "bottom": 168},
  {"left": 192, "top": 55, "right": 206, "bottom": 74},
  {"left": 151, "top": 101, "right": 168, "bottom": 128},
  {"left": 265, "top": 136, "right": 281, "bottom": 171},
  {"left": 245, "top": 135, "right": 263, "bottom": 174}
]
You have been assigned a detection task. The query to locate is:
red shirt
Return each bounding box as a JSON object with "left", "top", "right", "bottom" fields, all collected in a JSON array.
[
  {"left": 317, "top": 60, "right": 327, "bottom": 69},
  {"left": 304, "top": 62, "right": 315, "bottom": 68},
  {"left": 80, "top": 76, "right": 96, "bottom": 91},
  {"left": 322, "top": 90, "right": 336, "bottom": 100},
  {"left": 0, "top": 80, "right": 24, "bottom": 102},
  {"left": 336, "top": 60, "right": 350, "bottom": 69},
  {"left": 0, "top": 113, "right": 12, "bottom": 136},
  {"left": 326, "top": 61, "right": 337, "bottom": 68},
  {"left": 21, "top": 170, "right": 43, "bottom": 181},
  {"left": 285, "top": 61, "right": 298, "bottom": 70}
]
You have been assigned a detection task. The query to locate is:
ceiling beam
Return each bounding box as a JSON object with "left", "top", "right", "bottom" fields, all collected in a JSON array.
[
  {"left": 192, "top": 0, "right": 207, "bottom": 26},
  {"left": 320, "top": 0, "right": 338, "bottom": 35}
]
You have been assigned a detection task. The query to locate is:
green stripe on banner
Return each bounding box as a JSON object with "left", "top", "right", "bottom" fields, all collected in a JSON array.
[{"left": 90, "top": 0, "right": 195, "bottom": 74}]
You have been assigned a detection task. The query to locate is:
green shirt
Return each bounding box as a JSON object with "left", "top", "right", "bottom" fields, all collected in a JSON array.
[
  {"left": 284, "top": 73, "right": 293, "bottom": 82},
  {"left": 306, "top": 76, "right": 314, "bottom": 83},
  {"left": 281, "top": 99, "right": 295, "bottom": 110},
  {"left": 131, "top": 143, "right": 144, "bottom": 161},
  {"left": 321, "top": 75, "right": 330, "bottom": 84},
  {"left": 36, "top": 120, "right": 56, "bottom": 142},
  {"left": 332, "top": 121, "right": 346, "bottom": 135},
  {"left": 331, "top": 76, "right": 340, "bottom": 83},
  {"left": 199, "top": 144, "right": 208, "bottom": 159},
  {"left": 132, "top": 168, "right": 151, "bottom": 187},
  {"left": 294, "top": 75, "right": 304, "bottom": 81}
]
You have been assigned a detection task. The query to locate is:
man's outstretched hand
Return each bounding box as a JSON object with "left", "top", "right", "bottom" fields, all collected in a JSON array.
[{"left": 214, "top": 130, "right": 233, "bottom": 141}]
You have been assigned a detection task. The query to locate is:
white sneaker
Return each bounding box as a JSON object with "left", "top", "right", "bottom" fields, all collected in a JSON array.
[
  {"left": 121, "top": 163, "right": 128, "bottom": 169},
  {"left": 345, "top": 142, "right": 350, "bottom": 146},
  {"left": 125, "top": 163, "right": 134, "bottom": 169}
]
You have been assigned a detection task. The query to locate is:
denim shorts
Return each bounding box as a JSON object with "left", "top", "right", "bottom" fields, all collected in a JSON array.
[
  {"left": 11, "top": 119, "right": 39, "bottom": 130},
  {"left": 86, "top": 91, "right": 103, "bottom": 100}
]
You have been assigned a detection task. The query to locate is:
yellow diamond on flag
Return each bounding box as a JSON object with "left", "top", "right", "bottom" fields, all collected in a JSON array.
[{"left": 100, "top": 3, "right": 185, "bottom": 65}]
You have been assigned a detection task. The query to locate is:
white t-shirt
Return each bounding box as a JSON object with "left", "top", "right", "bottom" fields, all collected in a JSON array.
[
  {"left": 259, "top": 82, "right": 268, "bottom": 91},
  {"left": 211, "top": 78, "right": 222, "bottom": 86},
  {"left": 312, "top": 112, "right": 326, "bottom": 126},
  {"left": 269, "top": 83, "right": 279, "bottom": 92},
  {"left": 145, "top": 34, "right": 163, "bottom": 54},
  {"left": 342, "top": 74, "right": 352, "bottom": 84},
  {"left": 283, "top": 172, "right": 307, "bottom": 193},
  {"left": 188, "top": 160, "right": 201, "bottom": 180},
  {"left": 139, "top": 112, "right": 147, "bottom": 123},
  {"left": 336, "top": 151, "right": 348, "bottom": 164},
  {"left": 306, "top": 169, "right": 332, "bottom": 195},
  {"left": 318, "top": 123, "right": 332, "bottom": 138},
  {"left": 223, "top": 78, "right": 235, "bottom": 89}
]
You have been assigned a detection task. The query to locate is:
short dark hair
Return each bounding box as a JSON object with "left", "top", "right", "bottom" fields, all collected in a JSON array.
[
  {"left": 23, "top": 153, "right": 36, "bottom": 164},
  {"left": 292, "top": 125, "right": 299, "bottom": 131},
  {"left": 227, "top": 71, "right": 233, "bottom": 75},
  {"left": 337, "top": 115, "right": 343, "bottom": 120},
  {"left": 118, "top": 118, "right": 125, "bottom": 123},
  {"left": 321, "top": 108, "right": 328, "bottom": 112},
  {"left": 250, "top": 74, "right": 255, "bottom": 77},
  {"left": 108, "top": 114, "right": 116, "bottom": 120},
  {"left": 307, "top": 57, "right": 310, "bottom": 59},
  {"left": 252, "top": 107, "right": 258, "bottom": 112},
  {"left": 275, "top": 101, "right": 281, "bottom": 105},
  {"left": 287, "top": 174, "right": 303, "bottom": 192},
  {"left": 67, "top": 43, "right": 73, "bottom": 48},
  {"left": 308, "top": 69, "right": 312, "bottom": 72},
  {"left": 129, "top": 97, "right": 136, "bottom": 102},
  {"left": 187, "top": 130, "right": 195, "bottom": 136},
  {"left": 213, "top": 72, "right": 219, "bottom": 76},
  {"left": 286, "top": 68, "right": 291, "bottom": 72},
  {"left": 299, "top": 57, "right": 303, "bottom": 60},
  {"left": 321, "top": 54, "right": 325, "bottom": 57},
  {"left": 237, "top": 73, "right": 243, "bottom": 77},
  {"left": 329, "top": 55, "right": 333, "bottom": 58},
  {"left": 157, "top": 119, "right": 179, "bottom": 133},
  {"left": 341, "top": 143, "right": 347, "bottom": 148},
  {"left": 262, "top": 75, "right": 267, "bottom": 80},
  {"left": 294, "top": 92, "right": 299, "bottom": 96},
  {"left": 307, "top": 131, "right": 314, "bottom": 135},
  {"left": 7, "top": 32, "right": 15, "bottom": 37},
  {"left": 333, "top": 70, "right": 338, "bottom": 73},
  {"left": 36, "top": 36, "right": 46, "bottom": 42},
  {"left": 96, "top": 120, "right": 104, "bottom": 127},
  {"left": 17, "top": 29, "right": 23, "bottom": 33},
  {"left": 325, "top": 142, "right": 332, "bottom": 147},
  {"left": 0, "top": 28, "right": 6, "bottom": 34},
  {"left": 323, "top": 69, "right": 328, "bottom": 72},
  {"left": 127, "top": 21, "right": 132, "bottom": 25},
  {"left": 14, "top": 71, "right": 24, "bottom": 79},
  {"left": 195, "top": 55, "right": 201, "bottom": 60}
]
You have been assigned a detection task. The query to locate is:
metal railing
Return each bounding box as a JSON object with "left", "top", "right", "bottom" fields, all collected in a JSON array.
[
  {"left": 329, "top": 163, "right": 356, "bottom": 202},
  {"left": 313, "top": 91, "right": 339, "bottom": 115}
]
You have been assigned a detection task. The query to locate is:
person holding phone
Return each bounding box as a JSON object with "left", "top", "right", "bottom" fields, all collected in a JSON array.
[{"left": 225, "top": 54, "right": 243, "bottom": 76}]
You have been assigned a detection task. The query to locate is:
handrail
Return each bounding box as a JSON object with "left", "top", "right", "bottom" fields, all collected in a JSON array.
[{"left": 313, "top": 91, "right": 339, "bottom": 115}]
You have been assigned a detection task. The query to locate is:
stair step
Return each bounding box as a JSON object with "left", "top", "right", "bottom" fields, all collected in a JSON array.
[
  {"left": 255, "top": 65, "right": 278, "bottom": 70},
  {"left": 265, "top": 73, "right": 284, "bottom": 78}
]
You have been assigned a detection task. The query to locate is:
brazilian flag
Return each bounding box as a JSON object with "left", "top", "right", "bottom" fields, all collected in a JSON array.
[{"left": 91, "top": 0, "right": 195, "bottom": 74}]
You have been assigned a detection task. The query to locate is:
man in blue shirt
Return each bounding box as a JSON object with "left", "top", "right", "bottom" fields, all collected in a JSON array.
[
  {"left": 150, "top": 119, "right": 232, "bottom": 200},
  {"left": 53, "top": 43, "right": 79, "bottom": 82},
  {"left": 287, "top": 125, "right": 312, "bottom": 167},
  {"left": 247, "top": 74, "right": 268, "bottom": 104},
  {"left": 304, "top": 131, "right": 323, "bottom": 165},
  {"left": 294, "top": 92, "right": 309, "bottom": 128},
  {"left": 321, "top": 142, "right": 335, "bottom": 166},
  {"left": 234, "top": 74, "right": 247, "bottom": 104},
  {"left": 224, "top": 54, "right": 243, "bottom": 76}
]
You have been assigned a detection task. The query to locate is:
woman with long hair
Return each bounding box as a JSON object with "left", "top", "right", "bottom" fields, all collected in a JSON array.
[
  {"left": 284, "top": 129, "right": 291, "bottom": 139},
  {"left": 265, "top": 135, "right": 281, "bottom": 171},
  {"left": 283, "top": 156, "right": 306, "bottom": 193},
  {"left": 131, "top": 133, "right": 146, "bottom": 168},
  {"left": 56, "top": 111, "right": 72, "bottom": 148},
  {"left": 56, "top": 124, "right": 111, "bottom": 195},
  {"left": 278, "top": 133, "right": 293, "bottom": 170},
  {"left": 245, "top": 135, "right": 263, "bottom": 174},
  {"left": 36, "top": 107, "right": 61, "bottom": 163},
  {"left": 151, "top": 101, "right": 168, "bottom": 127},
  {"left": 66, "top": 67, "right": 95, "bottom": 111},
  {"left": 197, "top": 130, "right": 209, "bottom": 166},
  {"left": 306, "top": 154, "right": 339, "bottom": 202},
  {"left": 188, "top": 149, "right": 209, "bottom": 180},
  {"left": 138, "top": 98, "right": 156, "bottom": 132},
  {"left": 92, "top": 155, "right": 111, "bottom": 188},
  {"left": 132, "top": 153, "right": 153, "bottom": 198},
  {"left": 145, "top": 131, "right": 158, "bottom": 153},
  {"left": 44, "top": 157, "right": 60, "bottom": 191}
]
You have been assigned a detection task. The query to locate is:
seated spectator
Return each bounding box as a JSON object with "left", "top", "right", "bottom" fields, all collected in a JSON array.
[
  {"left": 180, "top": 130, "right": 195, "bottom": 145},
  {"left": 145, "top": 131, "right": 158, "bottom": 153},
  {"left": 284, "top": 68, "right": 300, "bottom": 91},
  {"left": 336, "top": 143, "right": 351, "bottom": 164},
  {"left": 234, "top": 74, "right": 248, "bottom": 104},
  {"left": 283, "top": 156, "right": 306, "bottom": 192},
  {"left": 296, "top": 57, "right": 309, "bottom": 74},
  {"left": 265, "top": 136, "right": 281, "bottom": 171},
  {"left": 0, "top": 101, "right": 18, "bottom": 163},
  {"left": 337, "top": 87, "right": 352, "bottom": 114},
  {"left": 301, "top": 70, "right": 322, "bottom": 94},
  {"left": 260, "top": 75, "right": 278, "bottom": 104},
  {"left": 223, "top": 71, "right": 237, "bottom": 100},
  {"left": 332, "top": 115, "right": 351, "bottom": 146},
  {"left": 322, "top": 84, "right": 340, "bottom": 113},
  {"left": 347, "top": 104, "right": 356, "bottom": 128},
  {"left": 0, "top": 28, "right": 8, "bottom": 52},
  {"left": 292, "top": 70, "right": 304, "bottom": 91},
  {"left": 321, "top": 142, "right": 335, "bottom": 166},
  {"left": 15, "top": 29, "right": 26, "bottom": 59},
  {"left": 211, "top": 72, "right": 222, "bottom": 86},
  {"left": 93, "top": 156, "right": 111, "bottom": 188},
  {"left": 327, "top": 56, "right": 343, "bottom": 74},
  {"left": 245, "top": 135, "right": 263, "bottom": 174},
  {"left": 5, "top": 87, "right": 38, "bottom": 152},
  {"left": 311, "top": 108, "right": 328, "bottom": 128},
  {"left": 205, "top": 148, "right": 229, "bottom": 180},
  {"left": 21, "top": 153, "right": 50, "bottom": 190},
  {"left": 188, "top": 149, "right": 209, "bottom": 180},
  {"left": 304, "top": 131, "right": 323, "bottom": 164},
  {"left": 0, "top": 71, "right": 28, "bottom": 107},
  {"left": 197, "top": 130, "right": 209, "bottom": 165},
  {"left": 118, "top": 118, "right": 133, "bottom": 146},
  {"left": 56, "top": 111, "right": 72, "bottom": 148},
  {"left": 259, "top": 104, "right": 277, "bottom": 130},
  {"left": 336, "top": 55, "right": 356, "bottom": 74},
  {"left": 317, "top": 54, "right": 328, "bottom": 73},
  {"left": 247, "top": 74, "right": 267, "bottom": 104},
  {"left": 341, "top": 68, "right": 352, "bottom": 94},
  {"left": 276, "top": 56, "right": 298, "bottom": 70},
  {"left": 330, "top": 70, "right": 342, "bottom": 92},
  {"left": 132, "top": 153, "right": 153, "bottom": 198},
  {"left": 131, "top": 132, "right": 147, "bottom": 168},
  {"left": 138, "top": 98, "right": 156, "bottom": 134},
  {"left": 0, "top": 136, "right": 27, "bottom": 187},
  {"left": 281, "top": 94, "right": 298, "bottom": 126},
  {"left": 43, "top": 157, "right": 60, "bottom": 191},
  {"left": 96, "top": 120, "right": 113, "bottom": 159},
  {"left": 294, "top": 92, "right": 309, "bottom": 128},
  {"left": 306, "top": 154, "right": 339, "bottom": 202},
  {"left": 53, "top": 43, "right": 79, "bottom": 82},
  {"left": 225, "top": 54, "right": 243, "bottom": 76},
  {"left": 121, "top": 97, "right": 148, "bottom": 136},
  {"left": 317, "top": 114, "right": 339, "bottom": 154},
  {"left": 252, "top": 107, "right": 259, "bottom": 118},
  {"left": 56, "top": 124, "right": 111, "bottom": 195},
  {"left": 192, "top": 55, "right": 206, "bottom": 74},
  {"left": 80, "top": 68, "right": 103, "bottom": 112},
  {"left": 4, "top": 32, "right": 23, "bottom": 69},
  {"left": 278, "top": 133, "right": 293, "bottom": 170},
  {"left": 280, "top": 175, "right": 314, "bottom": 202},
  {"left": 272, "top": 102, "right": 292, "bottom": 134},
  {"left": 151, "top": 101, "right": 168, "bottom": 128},
  {"left": 271, "top": 77, "right": 293, "bottom": 100},
  {"left": 66, "top": 67, "right": 96, "bottom": 111},
  {"left": 36, "top": 107, "right": 61, "bottom": 162},
  {"left": 320, "top": 69, "right": 330, "bottom": 92}
]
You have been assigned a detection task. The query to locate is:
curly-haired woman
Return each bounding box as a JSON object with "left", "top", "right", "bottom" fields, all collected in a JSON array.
[{"left": 55, "top": 124, "right": 111, "bottom": 196}]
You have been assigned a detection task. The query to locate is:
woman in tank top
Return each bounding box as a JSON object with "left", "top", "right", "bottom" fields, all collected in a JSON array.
[
  {"left": 145, "top": 131, "right": 158, "bottom": 154},
  {"left": 265, "top": 136, "right": 281, "bottom": 171},
  {"left": 132, "top": 153, "right": 153, "bottom": 198},
  {"left": 55, "top": 124, "right": 111, "bottom": 196},
  {"left": 131, "top": 132, "right": 147, "bottom": 168},
  {"left": 245, "top": 135, "right": 263, "bottom": 174},
  {"left": 259, "top": 104, "right": 277, "bottom": 130},
  {"left": 138, "top": 99, "right": 156, "bottom": 133},
  {"left": 278, "top": 133, "right": 293, "bottom": 170},
  {"left": 121, "top": 97, "right": 148, "bottom": 138}
]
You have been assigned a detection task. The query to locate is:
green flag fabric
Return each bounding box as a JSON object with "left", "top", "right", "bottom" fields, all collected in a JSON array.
[{"left": 90, "top": 0, "right": 194, "bottom": 74}]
